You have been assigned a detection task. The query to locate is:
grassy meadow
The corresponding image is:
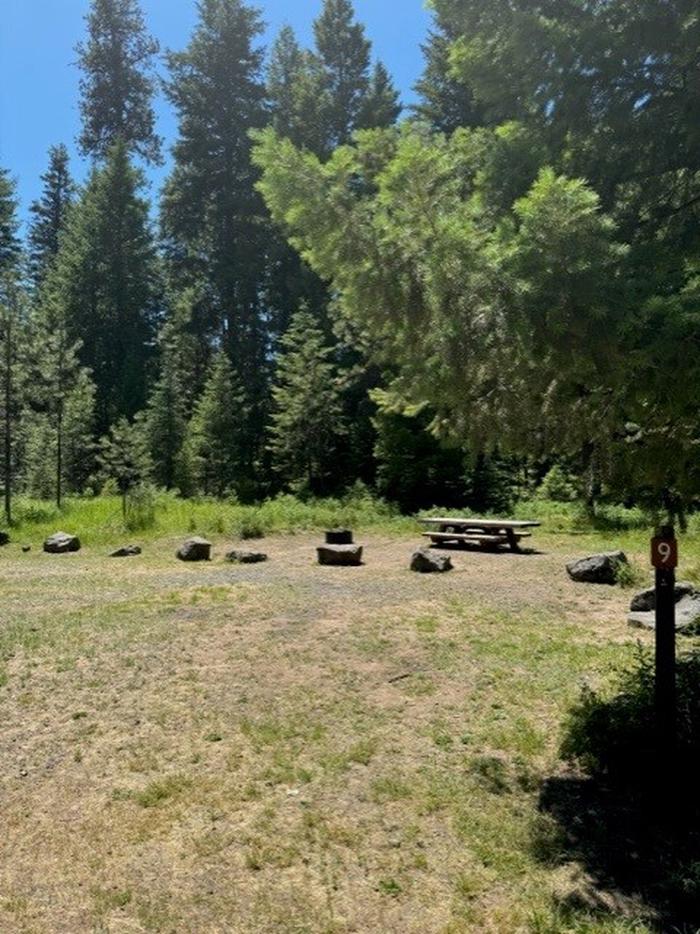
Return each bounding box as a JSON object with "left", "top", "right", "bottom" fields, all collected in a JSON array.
[{"left": 1, "top": 494, "right": 700, "bottom": 932}]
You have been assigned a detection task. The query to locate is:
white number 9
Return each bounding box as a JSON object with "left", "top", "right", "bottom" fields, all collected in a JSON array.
[{"left": 658, "top": 542, "right": 672, "bottom": 563}]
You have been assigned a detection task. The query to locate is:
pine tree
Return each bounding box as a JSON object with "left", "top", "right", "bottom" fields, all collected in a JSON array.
[
  {"left": 162, "top": 0, "right": 270, "bottom": 486},
  {"left": 28, "top": 145, "right": 75, "bottom": 289},
  {"left": 268, "top": 307, "right": 346, "bottom": 495},
  {"left": 76, "top": 0, "right": 161, "bottom": 164},
  {"left": 26, "top": 312, "right": 96, "bottom": 507},
  {"left": 267, "top": 26, "right": 307, "bottom": 146},
  {"left": 0, "top": 173, "right": 23, "bottom": 525},
  {"left": 97, "top": 416, "right": 153, "bottom": 507},
  {"left": 0, "top": 281, "right": 27, "bottom": 525},
  {"left": 184, "top": 351, "right": 246, "bottom": 498},
  {"left": 359, "top": 62, "right": 401, "bottom": 131},
  {"left": 44, "top": 140, "right": 160, "bottom": 434},
  {"left": 413, "top": 24, "right": 484, "bottom": 133},
  {"left": 0, "top": 169, "right": 21, "bottom": 278}
]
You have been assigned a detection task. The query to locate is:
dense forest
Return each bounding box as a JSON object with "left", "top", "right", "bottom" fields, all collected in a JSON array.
[{"left": 1, "top": 0, "right": 699, "bottom": 525}]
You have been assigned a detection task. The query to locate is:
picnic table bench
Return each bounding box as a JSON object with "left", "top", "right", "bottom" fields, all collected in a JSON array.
[{"left": 419, "top": 517, "right": 541, "bottom": 553}]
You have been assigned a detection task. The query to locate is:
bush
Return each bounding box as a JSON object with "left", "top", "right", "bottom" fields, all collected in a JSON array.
[
  {"left": 561, "top": 647, "right": 700, "bottom": 783},
  {"left": 123, "top": 484, "right": 157, "bottom": 532},
  {"left": 538, "top": 465, "right": 579, "bottom": 503}
]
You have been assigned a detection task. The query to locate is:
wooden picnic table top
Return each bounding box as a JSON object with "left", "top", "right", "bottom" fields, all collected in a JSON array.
[{"left": 418, "top": 517, "right": 541, "bottom": 530}]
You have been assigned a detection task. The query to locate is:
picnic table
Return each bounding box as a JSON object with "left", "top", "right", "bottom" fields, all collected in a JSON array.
[{"left": 419, "top": 517, "right": 541, "bottom": 553}]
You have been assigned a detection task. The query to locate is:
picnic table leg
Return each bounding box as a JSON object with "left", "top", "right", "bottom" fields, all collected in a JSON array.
[{"left": 505, "top": 529, "right": 521, "bottom": 553}]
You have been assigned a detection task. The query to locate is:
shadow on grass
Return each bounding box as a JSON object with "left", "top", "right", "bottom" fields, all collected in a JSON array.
[{"left": 535, "top": 649, "right": 700, "bottom": 931}]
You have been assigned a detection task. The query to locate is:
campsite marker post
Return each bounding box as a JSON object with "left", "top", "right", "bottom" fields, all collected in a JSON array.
[{"left": 651, "top": 526, "right": 677, "bottom": 755}]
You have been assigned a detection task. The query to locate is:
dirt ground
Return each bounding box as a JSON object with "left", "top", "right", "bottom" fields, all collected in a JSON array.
[{"left": 0, "top": 533, "right": 652, "bottom": 933}]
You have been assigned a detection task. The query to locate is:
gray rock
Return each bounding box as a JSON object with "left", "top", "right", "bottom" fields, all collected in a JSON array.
[
  {"left": 325, "top": 528, "right": 354, "bottom": 545},
  {"left": 110, "top": 545, "right": 142, "bottom": 558},
  {"left": 317, "top": 544, "right": 363, "bottom": 567},
  {"left": 43, "top": 532, "right": 81, "bottom": 554},
  {"left": 0, "top": 531, "right": 9, "bottom": 546},
  {"left": 225, "top": 550, "right": 268, "bottom": 564},
  {"left": 566, "top": 551, "right": 627, "bottom": 585},
  {"left": 177, "top": 537, "right": 212, "bottom": 562},
  {"left": 629, "top": 593, "right": 700, "bottom": 635},
  {"left": 410, "top": 549, "right": 453, "bottom": 574},
  {"left": 630, "top": 581, "right": 695, "bottom": 613}
]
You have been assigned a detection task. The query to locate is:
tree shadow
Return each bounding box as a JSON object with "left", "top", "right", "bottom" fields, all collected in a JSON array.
[{"left": 534, "top": 649, "right": 700, "bottom": 930}]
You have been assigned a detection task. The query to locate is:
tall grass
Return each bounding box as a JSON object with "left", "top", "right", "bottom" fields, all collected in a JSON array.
[{"left": 4, "top": 489, "right": 416, "bottom": 546}]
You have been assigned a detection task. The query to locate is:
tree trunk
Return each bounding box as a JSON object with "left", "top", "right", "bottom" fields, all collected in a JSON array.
[{"left": 4, "top": 312, "right": 12, "bottom": 526}]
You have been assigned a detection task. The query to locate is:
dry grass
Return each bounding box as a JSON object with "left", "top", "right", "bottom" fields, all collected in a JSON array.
[{"left": 0, "top": 531, "right": 662, "bottom": 932}]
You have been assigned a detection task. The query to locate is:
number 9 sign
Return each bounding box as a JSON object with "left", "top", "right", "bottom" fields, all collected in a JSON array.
[{"left": 652, "top": 534, "right": 678, "bottom": 570}]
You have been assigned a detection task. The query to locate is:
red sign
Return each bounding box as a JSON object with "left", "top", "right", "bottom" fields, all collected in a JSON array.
[{"left": 651, "top": 536, "right": 678, "bottom": 570}]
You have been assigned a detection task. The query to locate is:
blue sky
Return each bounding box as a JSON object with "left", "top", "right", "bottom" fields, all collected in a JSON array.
[{"left": 1, "top": 0, "right": 432, "bottom": 231}]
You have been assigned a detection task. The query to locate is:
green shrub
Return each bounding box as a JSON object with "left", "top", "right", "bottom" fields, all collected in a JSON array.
[
  {"left": 561, "top": 648, "right": 700, "bottom": 783},
  {"left": 123, "top": 484, "right": 157, "bottom": 532},
  {"left": 538, "top": 465, "right": 579, "bottom": 503}
]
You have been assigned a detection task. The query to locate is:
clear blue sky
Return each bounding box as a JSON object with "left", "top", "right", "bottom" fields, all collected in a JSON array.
[{"left": 1, "top": 0, "right": 432, "bottom": 232}]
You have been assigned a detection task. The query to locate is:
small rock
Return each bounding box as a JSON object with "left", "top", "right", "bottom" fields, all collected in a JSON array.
[
  {"left": 630, "top": 581, "right": 695, "bottom": 613},
  {"left": 566, "top": 551, "right": 627, "bottom": 585},
  {"left": 0, "top": 531, "right": 10, "bottom": 546},
  {"left": 325, "top": 528, "right": 354, "bottom": 545},
  {"left": 317, "top": 544, "right": 364, "bottom": 567},
  {"left": 629, "top": 593, "right": 700, "bottom": 635},
  {"left": 43, "top": 531, "right": 81, "bottom": 554},
  {"left": 225, "top": 550, "right": 268, "bottom": 564},
  {"left": 177, "top": 537, "right": 212, "bottom": 562},
  {"left": 410, "top": 549, "right": 453, "bottom": 574},
  {"left": 22, "top": 545, "right": 31, "bottom": 553},
  {"left": 110, "top": 545, "right": 142, "bottom": 558}
]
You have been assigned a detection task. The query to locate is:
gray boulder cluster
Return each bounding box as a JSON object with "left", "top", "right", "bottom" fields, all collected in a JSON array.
[{"left": 628, "top": 582, "right": 700, "bottom": 634}]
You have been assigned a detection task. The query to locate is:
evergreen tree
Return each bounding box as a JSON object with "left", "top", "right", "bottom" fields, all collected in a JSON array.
[
  {"left": 44, "top": 140, "right": 160, "bottom": 434},
  {"left": 184, "top": 351, "right": 246, "bottom": 498},
  {"left": 0, "top": 169, "right": 21, "bottom": 278},
  {"left": 268, "top": 307, "right": 345, "bottom": 495},
  {"left": 25, "top": 313, "right": 96, "bottom": 507},
  {"left": 0, "top": 281, "right": 27, "bottom": 525},
  {"left": 76, "top": 0, "right": 161, "bottom": 163},
  {"left": 28, "top": 145, "right": 75, "bottom": 290},
  {"left": 267, "top": 26, "right": 307, "bottom": 146},
  {"left": 414, "top": 24, "right": 484, "bottom": 133},
  {"left": 162, "top": 0, "right": 269, "bottom": 481},
  {"left": 97, "top": 416, "right": 153, "bottom": 507},
  {"left": 0, "top": 174, "right": 23, "bottom": 524}
]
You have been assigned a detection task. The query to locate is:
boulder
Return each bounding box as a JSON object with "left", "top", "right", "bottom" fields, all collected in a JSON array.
[
  {"left": 110, "top": 545, "right": 142, "bottom": 558},
  {"left": 566, "top": 551, "right": 627, "bottom": 585},
  {"left": 630, "top": 581, "right": 695, "bottom": 613},
  {"left": 317, "top": 544, "right": 363, "bottom": 567},
  {"left": 225, "top": 550, "right": 268, "bottom": 564},
  {"left": 177, "top": 537, "right": 212, "bottom": 562},
  {"left": 629, "top": 593, "right": 700, "bottom": 635},
  {"left": 325, "top": 528, "right": 354, "bottom": 545},
  {"left": 43, "top": 532, "right": 81, "bottom": 554},
  {"left": 0, "top": 531, "right": 9, "bottom": 546},
  {"left": 410, "top": 549, "right": 453, "bottom": 574}
]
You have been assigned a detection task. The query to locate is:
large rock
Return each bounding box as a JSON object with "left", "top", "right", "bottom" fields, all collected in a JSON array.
[
  {"left": 410, "top": 549, "right": 453, "bottom": 574},
  {"left": 629, "top": 593, "right": 700, "bottom": 635},
  {"left": 325, "top": 529, "right": 354, "bottom": 545},
  {"left": 0, "top": 531, "right": 10, "bottom": 546},
  {"left": 317, "top": 544, "right": 363, "bottom": 567},
  {"left": 630, "top": 581, "right": 695, "bottom": 613},
  {"left": 110, "top": 545, "right": 142, "bottom": 558},
  {"left": 177, "top": 537, "right": 212, "bottom": 562},
  {"left": 43, "top": 532, "right": 81, "bottom": 554},
  {"left": 225, "top": 550, "right": 268, "bottom": 564},
  {"left": 566, "top": 551, "right": 628, "bottom": 585}
]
